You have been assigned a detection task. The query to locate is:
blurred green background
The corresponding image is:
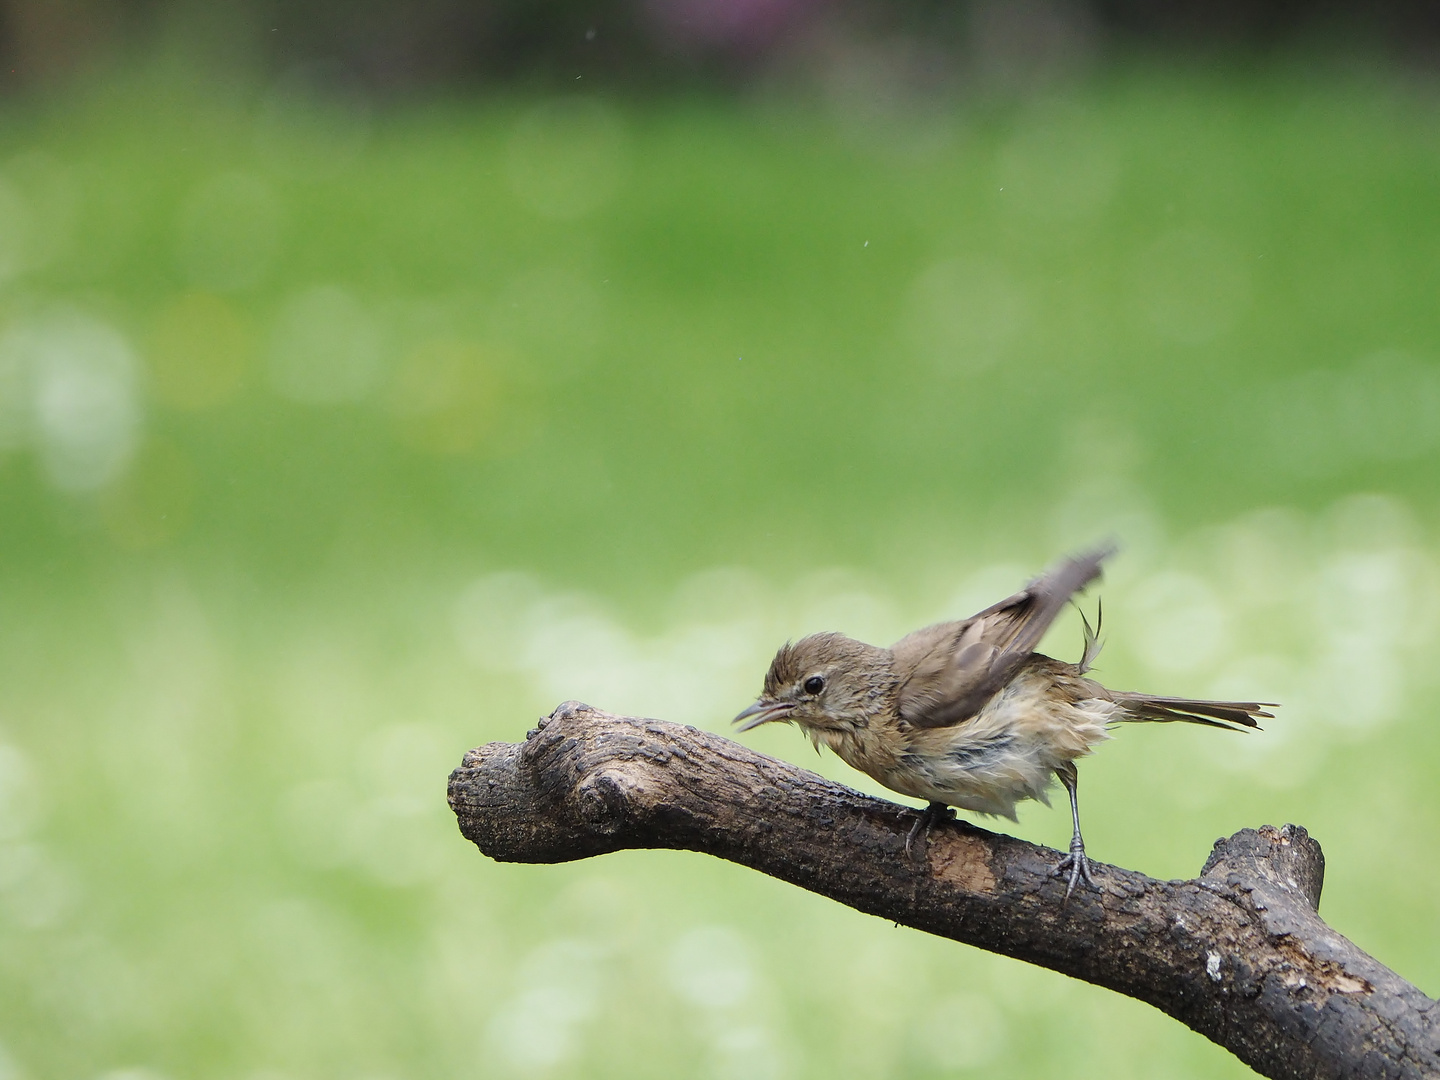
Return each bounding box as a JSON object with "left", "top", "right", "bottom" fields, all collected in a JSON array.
[{"left": 1, "top": 6, "right": 1439, "bottom": 1078}]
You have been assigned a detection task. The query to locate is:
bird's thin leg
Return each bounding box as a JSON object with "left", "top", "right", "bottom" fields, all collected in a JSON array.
[
  {"left": 1053, "top": 762, "right": 1097, "bottom": 900},
  {"left": 904, "top": 801, "right": 951, "bottom": 860}
]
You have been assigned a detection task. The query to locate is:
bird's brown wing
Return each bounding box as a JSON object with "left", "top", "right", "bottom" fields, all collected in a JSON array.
[{"left": 893, "top": 543, "right": 1115, "bottom": 729}]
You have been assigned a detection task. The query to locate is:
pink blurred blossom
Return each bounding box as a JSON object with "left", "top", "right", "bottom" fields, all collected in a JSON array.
[{"left": 644, "top": 0, "right": 827, "bottom": 52}]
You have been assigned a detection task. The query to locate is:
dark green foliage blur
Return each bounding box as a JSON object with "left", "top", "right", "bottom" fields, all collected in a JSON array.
[
  {"left": 4, "top": 0, "right": 1439, "bottom": 93},
  {"left": 0, "top": 50, "right": 1437, "bottom": 1080}
]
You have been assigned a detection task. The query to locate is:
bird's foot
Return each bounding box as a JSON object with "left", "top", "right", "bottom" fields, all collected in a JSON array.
[
  {"left": 1054, "top": 836, "right": 1097, "bottom": 901},
  {"left": 904, "top": 802, "right": 953, "bottom": 861}
]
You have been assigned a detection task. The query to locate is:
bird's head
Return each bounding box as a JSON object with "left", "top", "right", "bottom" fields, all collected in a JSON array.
[{"left": 734, "top": 632, "right": 895, "bottom": 736}]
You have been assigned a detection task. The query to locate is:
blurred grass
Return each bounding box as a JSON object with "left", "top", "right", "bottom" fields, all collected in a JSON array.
[{"left": 0, "top": 55, "right": 1437, "bottom": 1080}]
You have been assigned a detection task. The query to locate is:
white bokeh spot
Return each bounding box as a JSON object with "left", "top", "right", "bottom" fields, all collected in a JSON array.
[{"left": 0, "top": 309, "right": 141, "bottom": 491}]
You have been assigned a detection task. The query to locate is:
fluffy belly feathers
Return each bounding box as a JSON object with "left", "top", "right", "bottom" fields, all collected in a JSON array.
[{"left": 834, "top": 667, "right": 1117, "bottom": 820}]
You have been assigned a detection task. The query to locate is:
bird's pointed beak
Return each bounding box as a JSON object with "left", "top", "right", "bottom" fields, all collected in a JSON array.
[{"left": 733, "top": 700, "right": 795, "bottom": 732}]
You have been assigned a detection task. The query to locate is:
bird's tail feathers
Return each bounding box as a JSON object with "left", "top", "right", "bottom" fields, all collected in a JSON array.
[{"left": 1110, "top": 692, "right": 1274, "bottom": 731}]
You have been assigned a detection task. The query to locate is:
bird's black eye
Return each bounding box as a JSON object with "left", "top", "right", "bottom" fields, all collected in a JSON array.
[{"left": 803, "top": 675, "right": 826, "bottom": 695}]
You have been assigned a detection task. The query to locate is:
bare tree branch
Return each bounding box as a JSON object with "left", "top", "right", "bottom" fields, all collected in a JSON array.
[{"left": 447, "top": 701, "right": 1440, "bottom": 1079}]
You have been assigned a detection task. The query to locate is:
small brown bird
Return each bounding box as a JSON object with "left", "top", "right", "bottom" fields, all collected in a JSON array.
[{"left": 733, "top": 544, "right": 1274, "bottom": 898}]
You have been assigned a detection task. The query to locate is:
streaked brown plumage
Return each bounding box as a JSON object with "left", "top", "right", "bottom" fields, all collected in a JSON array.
[{"left": 734, "top": 544, "right": 1275, "bottom": 898}]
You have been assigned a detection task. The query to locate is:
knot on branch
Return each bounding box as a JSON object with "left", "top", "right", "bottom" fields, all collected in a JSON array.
[
  {"left": 574, "top": 769, "right": 642, "bottom": 832},
  {"left": 1201, "top": 823, "right": 1325, "bottom": 912},
  {"left": 448, "top": 702, "right": 676, "bottom": 862}
]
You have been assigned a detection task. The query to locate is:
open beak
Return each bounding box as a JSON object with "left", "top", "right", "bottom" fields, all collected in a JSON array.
[{"left": 733, "top": 700, "right": 795, "bottom": 732}]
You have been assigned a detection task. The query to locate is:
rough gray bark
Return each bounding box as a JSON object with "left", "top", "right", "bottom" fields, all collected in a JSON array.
[{"left": 448, "top": 701, "right": 1440, "bottom": 1079}]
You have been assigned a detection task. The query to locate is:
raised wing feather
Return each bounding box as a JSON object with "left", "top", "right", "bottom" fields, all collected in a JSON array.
[{"left": 893, "top": 543, "right": 1115, "bottom": 729}]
